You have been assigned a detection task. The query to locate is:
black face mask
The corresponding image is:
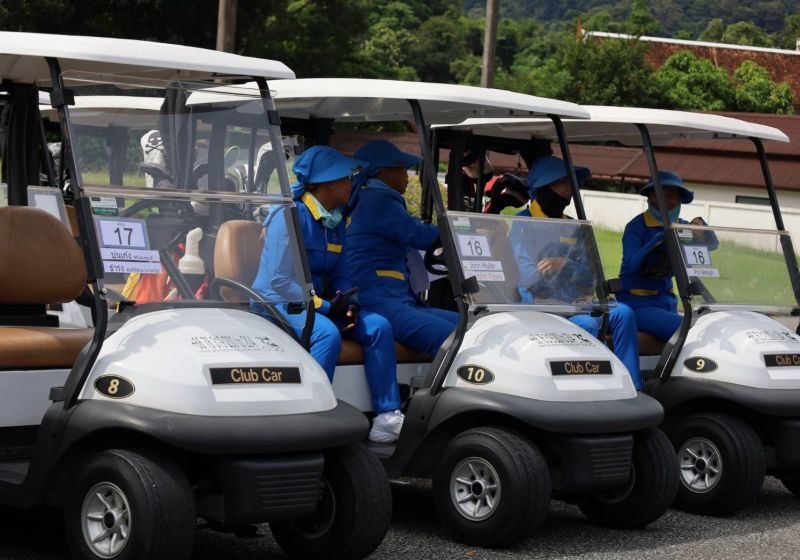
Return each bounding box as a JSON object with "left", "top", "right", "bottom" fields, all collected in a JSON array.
[{"left": 536, "top": 185, "right": 570, "bottom": 218}]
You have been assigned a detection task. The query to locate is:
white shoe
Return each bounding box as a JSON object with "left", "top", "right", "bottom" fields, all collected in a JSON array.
[{"left": 369, "top": 410, "right": 405, "bottom": 443}]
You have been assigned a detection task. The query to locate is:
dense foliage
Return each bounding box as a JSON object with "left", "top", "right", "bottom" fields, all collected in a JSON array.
[{"left": 0, "top": 0, "right": 796, "bottom": 113}]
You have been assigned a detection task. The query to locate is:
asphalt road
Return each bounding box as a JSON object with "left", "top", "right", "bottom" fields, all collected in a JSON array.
[{"left": 3, "top": 477, "right": 800, "bottom": 559}]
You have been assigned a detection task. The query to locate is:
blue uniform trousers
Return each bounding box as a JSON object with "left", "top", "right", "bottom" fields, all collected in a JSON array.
[
  {"left": 265, "top": 306, "right": 402, "bottom": 414},
  {"left": 569, "top": 303, "right": 643, "bottom": 390},
  {"left": 617, "top": 292, "right": 681, "bottom": 343},
  {"left": 364, "top": 302, "right": 459, "bottom": 358}
]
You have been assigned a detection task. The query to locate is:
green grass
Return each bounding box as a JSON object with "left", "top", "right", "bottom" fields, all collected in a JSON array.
[
  {"left": 82, "top": 171, "right": 146, "bottom": 188},
  {"left": 592, "top": 226, "right": 794, "bottom": 306}
]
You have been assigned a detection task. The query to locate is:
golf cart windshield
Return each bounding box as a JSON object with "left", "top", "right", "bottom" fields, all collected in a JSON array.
[
  {"left": 60, "top": 74, "right": 310, "bottom": 308},
  {"left": 446, "top": 211, "right": 611, "bottom": 313},
  {"left": 672, "top": 223, "right": 799, "bottom": 314}
]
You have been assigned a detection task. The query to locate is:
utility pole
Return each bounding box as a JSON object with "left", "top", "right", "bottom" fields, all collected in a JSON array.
[
  {"left": 216, "top": 0, "right": 238, "bottom": 53},
  {"left": 480, "top": 0, "right": 499, "bottom": 88}
]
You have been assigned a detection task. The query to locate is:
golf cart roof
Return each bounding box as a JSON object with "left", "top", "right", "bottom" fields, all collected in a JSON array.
[
  {"left": 435, "top": 105, "right": 789, "bottom": 145},
  {"left": 40, "top": 95, "right": 165, "bottom": 127},
  {"left": 0, "top": 32, "right": 295, "bottom": 85},
  {"left": 261, "top": 78, "right": 589, "bottom": 122}
]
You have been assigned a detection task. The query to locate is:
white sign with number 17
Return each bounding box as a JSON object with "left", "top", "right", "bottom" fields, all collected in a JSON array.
[{"left": 97, "top": 217, "right": 149, "bottom": 249}]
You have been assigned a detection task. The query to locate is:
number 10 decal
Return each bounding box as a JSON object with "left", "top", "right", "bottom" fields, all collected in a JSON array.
[{"left": 456, "top": 365, "right": 495, "bottom": 385}]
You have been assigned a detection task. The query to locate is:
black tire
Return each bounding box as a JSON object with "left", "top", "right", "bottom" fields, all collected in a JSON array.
[
  {"left": 432, "top": 427, "right": 551, "bottom": 548},
  {"left": 270, "top": 443, "right": 391, "bottom": 560},
  {"left": 63, "top": 449, "right": 195, "bottom": 560},
  {"left": 579, "top": 428, "right": 678, "bottom": 528},
  {"left": 670, "top": 413, "right": 765, "bottom": 515},
  {"left": 779, "top": 471, "right": 800, "bottom": 497}
]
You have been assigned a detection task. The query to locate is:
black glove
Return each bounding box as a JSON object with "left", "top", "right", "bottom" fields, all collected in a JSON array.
[
  {"left": 327, "top": 291, "right": 350, "bottom": 318},
  {"left": 342, "top": 303, "right": 359, "bottom": 332}
]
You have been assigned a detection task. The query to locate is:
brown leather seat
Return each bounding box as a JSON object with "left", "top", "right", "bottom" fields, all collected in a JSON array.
[
  {"left": 338, "top": 339, "right": 430, "bottom": 365},
  {"left": 214, "top": 220, "right": 431, "bottom": 365},
  {"left": 639, "top": 332, "right": 665, "bottom": 356},
  {"left": 604, "top": 331, "right": 666, "bottom": 357},
  {"left": 0, "top": 206, "right": 92, "bottom": 369},
  {"left": 0, "top": 326, "right": 93, "bottom": 369}
]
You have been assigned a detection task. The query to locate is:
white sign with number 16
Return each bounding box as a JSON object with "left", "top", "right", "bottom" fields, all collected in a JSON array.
[{"left": 683, "top": 245, "right": 711, "bottom": 267}]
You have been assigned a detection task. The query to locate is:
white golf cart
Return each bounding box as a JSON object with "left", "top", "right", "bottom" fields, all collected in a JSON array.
[
  {"left": 437, "top": 106, "right": 800, "bottom": 515},
  {"left": 0, "top": 32, "right": 392, "bottom": 560},
  {"left": 201, "top": 77, "right": 678, "bottom": 546}
]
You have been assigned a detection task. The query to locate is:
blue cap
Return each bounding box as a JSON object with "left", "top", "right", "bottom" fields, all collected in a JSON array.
[
  {"left": 291, "top": 145, "right": 367, "bottom": 199},
  {"left": 527, "top": 155, "right": 589, "bottom": 198},
  {"left": 354, "top": 139, "right": 422, "bottom": 178},
  {"left": 640, "top": 171, "right": 694, "bottom": 204}
]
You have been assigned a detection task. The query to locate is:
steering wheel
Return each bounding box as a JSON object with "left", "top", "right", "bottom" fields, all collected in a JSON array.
[
  {"left": 424, "top": 238, "right": 448, "bottom": 276},
  {"left": 642, "top": 240, "right": 673, "bottom": 279}
]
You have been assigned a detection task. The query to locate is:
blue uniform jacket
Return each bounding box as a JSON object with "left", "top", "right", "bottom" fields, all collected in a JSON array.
[
  {"left": 252, "top": 193, "right": 355, "bottom": 314},
  {"left": 512, "top": 201, "right": 593, "bottom": 303},
  {"left": 620, "top": 210, "right": 718, "bottom": 297},
  {"left": 346, "top": 178, "right": 439, "bottom": 307}
]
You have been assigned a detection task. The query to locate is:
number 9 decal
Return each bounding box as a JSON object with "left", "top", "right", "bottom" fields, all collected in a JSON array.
[{"left": 683, "top": 357, "right": 717, "bottom": 374}]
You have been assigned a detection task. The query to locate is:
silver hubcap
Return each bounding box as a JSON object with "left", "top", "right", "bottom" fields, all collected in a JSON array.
[
  {"left": 679, "top": 437, "right": 723, "bottom": 493},
  {"left": 450, "top": 457, "right": 501, "bottom": 521},
  {"left": 81, "top": 482, "right": 131, "bottom": 558}
]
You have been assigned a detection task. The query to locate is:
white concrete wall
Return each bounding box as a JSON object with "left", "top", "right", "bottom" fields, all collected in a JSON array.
[{"left": 569, "top": 189, "right": 800, "bottom": 254}]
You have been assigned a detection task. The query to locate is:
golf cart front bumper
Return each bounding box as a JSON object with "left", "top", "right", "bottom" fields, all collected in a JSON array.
[
  {"left": 426, "top": 388, "right": 663, "bottom": 434},
  {"left": 60, "top": 399, "right": 369, "bottom": 454}
]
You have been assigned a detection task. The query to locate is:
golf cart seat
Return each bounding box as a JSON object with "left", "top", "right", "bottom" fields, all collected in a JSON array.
[
  {"left": 639, "top": 332, "right": 665, "bottom": 356},
  {"left": 0, "top": 206, "right": 92, "bottom": 369},
  {"left": 214, "top": 220, "right": 431, "bottom": 364}
]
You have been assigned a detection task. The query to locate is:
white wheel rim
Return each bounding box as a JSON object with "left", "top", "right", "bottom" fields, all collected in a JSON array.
[
  {"left": 678, "top": 436, "right": 723, "bottom": 493},
  {"left": 81, "top": 482, "right": 131, "bottom": 558},
  {"left": 449, "top": 457, "right": 502, "bottom": 521}
]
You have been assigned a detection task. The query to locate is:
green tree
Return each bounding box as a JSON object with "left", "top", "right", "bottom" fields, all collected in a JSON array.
[
  {"left": 773, "top": 14, "right": 800, "bottom": 49},
  {"left": 698, "top": 18, "right": 725, "bottom": 41},
  {"left": 654, "top": 50, "right": 735, "bottom": 110},
  {"left": 720, "top": 21, "right": 774, "bottom": 47},
  {"left": 562, "top": 37, "right": 662, "bottom": 106},
  {"left": 733, "top": 60, "right": 794, "bottom": 113},
  {"left": 624, "top": 0, "right": 661, "bottom": 35}
]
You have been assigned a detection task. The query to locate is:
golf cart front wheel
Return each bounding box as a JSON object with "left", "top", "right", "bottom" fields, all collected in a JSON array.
[
  {"left": 64, "top": 449, "right": 195, "bottom": 560},
  {"left": 670, "top": 413, "right": 765, "bottom": 515},
  {"left": 432, "top": 427, "right": 551, "bottom": 548},
  {"left": 270, "top": 443, "right": 391, "bottom": 560},
  {"left": 578, "top": 427, "right": 678, "bottom": 528}
]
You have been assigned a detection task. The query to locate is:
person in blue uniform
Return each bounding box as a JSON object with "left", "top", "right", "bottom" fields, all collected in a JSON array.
[
  {"left": 512, "top": 155, "right": 643, "bottom": 390},
  {"left": 347, "top": 140, "right": 459, "bottom": 358},
  {"left": 251, "top": 145, "right": 404, "bottom": 442},
  {"left": 617, "top": 171, "right": 717, "bottom": 343}
]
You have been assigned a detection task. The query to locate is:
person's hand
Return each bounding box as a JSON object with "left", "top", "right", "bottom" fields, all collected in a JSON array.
[
  {"left": 328, "top": 291, "right": 350, "bottom": 318},
  {"left": 537, "top": 256, "right": 567, "bottom": 276},
  {"left": 690, "top": 217, "right": 707, "bottom": 226},
  {"left": 342, "top": 304, "right": 359, "bottom": 332}
]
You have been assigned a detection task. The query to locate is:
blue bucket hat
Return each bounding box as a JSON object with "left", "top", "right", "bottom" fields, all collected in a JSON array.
[
  {"left": 527, "top": 155, "right": 590, "bottom": 198},
  {"left": 354, "top": 139, "right": 423, "bottom": 178},
  {"left": 291, "top": 145, "right": 367, "bottom": 199},
  {"left": 639, "top": 171, "right": 694, "bottom": 204}
]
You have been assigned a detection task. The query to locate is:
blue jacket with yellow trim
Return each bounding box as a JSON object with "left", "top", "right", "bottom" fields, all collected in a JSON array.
[
  {"left": 252, "top": 194, "right": 354, "bottom": 314},
  {"left": 346, "top": 178, "right": 439, "bottom": 306},
  {"left": 512, "top": 201, "right": 593, "bottom": 303},
  {"left": 620, "top": 210, "right": 718, "bottom": 297}
]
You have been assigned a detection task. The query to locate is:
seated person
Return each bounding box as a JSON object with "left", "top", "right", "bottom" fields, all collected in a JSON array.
[
  {"left": 512, "top": 155, "right": 643, "bottom": 390},
  {"left": 251, "top": 145, "right": 404, "bottom": 443},
  {"left": 347, "top": 139, "right": 459, "bottom": 357},
  {"left": 617, "top": 171, "right": 717, "bottom": 343}
]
